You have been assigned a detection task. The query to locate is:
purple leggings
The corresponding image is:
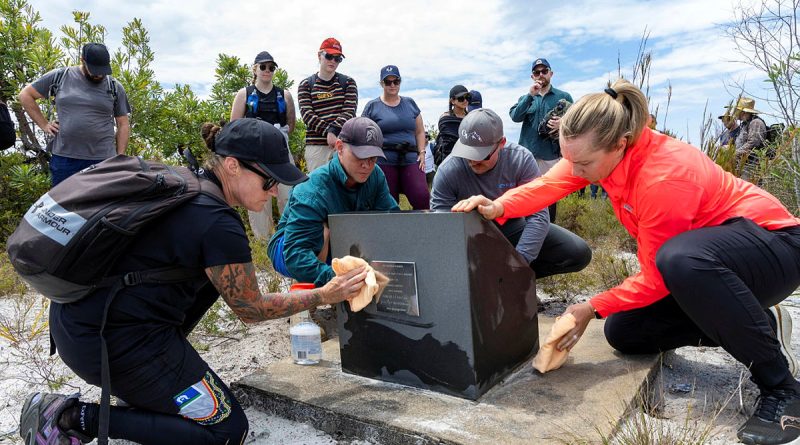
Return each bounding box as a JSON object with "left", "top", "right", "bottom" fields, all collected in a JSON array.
[{"left": 378, "top": 163, "right": 430, "bottom": 210}]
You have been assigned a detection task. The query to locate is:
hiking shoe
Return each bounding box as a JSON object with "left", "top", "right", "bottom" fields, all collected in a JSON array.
[
  {"left": 19, "top": 392, "right": 82, "bottom": 445},
  {"left": 738, "top": 388, "right": 800, "bottom": 444},
  {"left": 770, "top": 305, "right": 798, "bottom": 377}
]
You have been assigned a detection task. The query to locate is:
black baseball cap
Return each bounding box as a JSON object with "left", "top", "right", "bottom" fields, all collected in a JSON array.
[
  {"left": 449, "top": 84, "right": 469, "bottom": 98},
  {"left": 82, "top": 43, "right": 112, "bottom": 76},
  {"left": 214, "top": 119, "right": 307, "bottom": 185},
  {"left": 338, "top": 117, "right": 386, "bottom": 159},
  {"left": 254, "top": 51, "right": 277, "bottom": 67}
]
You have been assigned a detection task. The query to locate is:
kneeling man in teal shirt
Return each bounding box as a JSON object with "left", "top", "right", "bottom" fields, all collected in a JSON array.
[{"left": 269, "top": 117, "right": 399, "bottom": 286}]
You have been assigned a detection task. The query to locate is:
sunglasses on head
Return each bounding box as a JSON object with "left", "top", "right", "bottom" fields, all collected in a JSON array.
[
  {"left": 239, "top": 161, "right": 278, "bottom": 191},
  {"left": 532, "top": 68, "right": 550, "bottom": 77},
  {"left": 383, "top": 78, "right": 401, "bottom": 86},
  {"left": 323, "top": 53, "right": 344, "bottom": 63},
  {"left": 258, "top": 63, "right": 276, "bottom": 72},
  {"left": 454, "top": 94, "right": 472, "bottom": 102}
]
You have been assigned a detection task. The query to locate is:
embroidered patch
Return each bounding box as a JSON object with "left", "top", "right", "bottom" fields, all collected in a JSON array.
[{"left": 173, "top": 371, "right": 231, "bottom": 425}]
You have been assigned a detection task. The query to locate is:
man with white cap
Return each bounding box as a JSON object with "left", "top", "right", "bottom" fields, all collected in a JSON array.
[
  {"left": 269, "top": 116, "right": 399, "bottom": 287},
  {"left": 431, "top": 108, "right": 590, "bottom": 279}
]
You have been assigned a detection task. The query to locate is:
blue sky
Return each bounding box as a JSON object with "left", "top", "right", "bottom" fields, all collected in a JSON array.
[{"left": 32, "top": 0, "right": 773, "bottom": 145}]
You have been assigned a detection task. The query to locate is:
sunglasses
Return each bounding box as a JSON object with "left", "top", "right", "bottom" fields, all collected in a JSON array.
[
  {"left": 240, "top": 161, "right": 278, "bottom": 191},
  {"left": 258, "top": 63, "right": 276, "bottom": 72},
  {"left": 532, "top": 68, "right": 551, "bottom": 77},
  {"left": 383, "top": 78, "right": 401, "bottom": 86},
  {"left": 482, "top": 142, "right": 502, "bottom": 161},
  {"left": 454, "top": 94, "right": 472, "bottom": 102},
  {"left": 323, "top": 53, "right": 344, "bottom": 63}
]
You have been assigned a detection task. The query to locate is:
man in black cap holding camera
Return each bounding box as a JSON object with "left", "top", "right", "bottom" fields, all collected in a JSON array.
[
  {"left": 19, "top": 42, "right": 131, "bottom": 186},
  {"left": 509, "top": 57, "right": 572, "bottom": 222}
]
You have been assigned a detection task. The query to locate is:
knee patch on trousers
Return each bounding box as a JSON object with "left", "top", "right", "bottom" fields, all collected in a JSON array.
[{"left": 173, "top": 371, "right": 232, "bottom": 426}]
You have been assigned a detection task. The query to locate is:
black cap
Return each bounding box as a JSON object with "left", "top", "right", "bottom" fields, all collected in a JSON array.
[
  {"left": 214, "top": 119, "right": 306, "bottom": 185},
  {"left": 338, "top": 117, "right": 386, "bottom": 159},
  {"left": 254, "top": 51, "right": 277, "bottom": 67},
  {"left": 81, "top": 43, "right": 112, "bottom": 76},
  {"left": 449, "top": 84, "right": 469, "bottom": 98}
]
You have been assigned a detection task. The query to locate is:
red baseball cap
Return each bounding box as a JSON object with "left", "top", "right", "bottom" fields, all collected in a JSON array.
[{"left": 320, "top": 37, "right": 344, "bottom": 57}]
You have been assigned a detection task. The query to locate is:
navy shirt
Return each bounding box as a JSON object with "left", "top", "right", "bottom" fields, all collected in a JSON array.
[
  {"left": 50, "top": 193, "right": 250, "bottom": 376},
  {"left": 362, "top": 96, "right": 420, "bottom": 166}
]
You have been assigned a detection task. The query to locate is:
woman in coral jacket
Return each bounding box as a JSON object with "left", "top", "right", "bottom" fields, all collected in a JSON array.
[{"left": 453, "top": 79, "right": 800, "bottom": 445}]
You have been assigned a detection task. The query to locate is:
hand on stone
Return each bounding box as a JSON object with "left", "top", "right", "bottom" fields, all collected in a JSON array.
[
  {"left": 319, "top": 267, "right": 368, "bottom": 305},
  {"left": 556, "top": 302, "right": 594, "bottom": 351},
  {"left": 451, "top": 195, "right": 504, "bottom": 220}
]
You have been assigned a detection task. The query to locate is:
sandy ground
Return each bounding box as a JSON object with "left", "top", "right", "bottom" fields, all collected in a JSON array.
[{"left": 2, "top": 282, "right": 800, "bottom": 444}]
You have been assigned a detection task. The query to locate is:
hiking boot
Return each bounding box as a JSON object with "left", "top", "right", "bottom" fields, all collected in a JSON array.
[
  {"left": 770, "top": 305, "right": 798, "bottom": 377},
  {"left": 738, "top": 388, "right": 800, "bottom": 444},
  {"left": 19, "top": 392, "right": 83, "bottom": 445}
]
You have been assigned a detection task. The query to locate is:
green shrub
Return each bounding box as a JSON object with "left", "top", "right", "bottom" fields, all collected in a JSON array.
[{"left": 0, "top": 152, "right": 50, "bottom": 246}]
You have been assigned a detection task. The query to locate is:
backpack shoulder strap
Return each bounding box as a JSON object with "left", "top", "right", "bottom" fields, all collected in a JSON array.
[
  {"left": 305, "top": 74, "right": 318, "bottom": 94},
  {"left": 199, "top": 177, "right": 226, "bottom": 204},
  {"left": 48, "top": 67, "right": 69, "bottom": 100},
  {"left": 245, "top": 84, "right": 255, "bottom": 96},
  {"left": 336, "top": 73, "right": 351, "bottom": 89},
  {"left": 107, "top": 76, "right": 118, "bottom": 107}
]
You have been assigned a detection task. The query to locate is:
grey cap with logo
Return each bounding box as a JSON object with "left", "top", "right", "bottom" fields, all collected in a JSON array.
[
  {"left": 338, "top": 117, "right": 386, "bottom": 159},
  {"left": 450, "top": 109, "right": 505, "bottom": 161}
]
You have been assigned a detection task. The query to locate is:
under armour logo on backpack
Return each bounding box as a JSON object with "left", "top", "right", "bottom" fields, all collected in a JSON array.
[
  {"left": 365, "top": 127, "right": 378, "bottom": 143},
  {"left": 461, "top": 129, "right": 482, "bottom": 143}
]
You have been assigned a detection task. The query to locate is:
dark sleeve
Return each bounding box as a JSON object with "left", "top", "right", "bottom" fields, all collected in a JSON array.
[
  {"left": 0, "top": 103, "right": 15, "bottom": 150},
  {"left": 429, "top": 161, "right": 459, "bottom": 211},
  {"left": 201, "top": 207, "right": 252, "bottom": 267},
  {"left": 408, "top": 97, "right": 421, "bottom": 118}
]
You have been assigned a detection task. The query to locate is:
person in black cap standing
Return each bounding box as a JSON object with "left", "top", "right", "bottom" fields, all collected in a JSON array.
[
  {"left": 231, "top": 50, "right": 298, "bottom": 239},
  {"left": 19, "top": 42, "right": 131, "bottom": 186},
  {"left": 432, "top": 84, "right": 471, "bottom": 166},
  {"left": 18, "top": 119, "right": 369, "bottom": 445},
  {"left": 509, "top": 57, "right": 573, "bottom": 222}
]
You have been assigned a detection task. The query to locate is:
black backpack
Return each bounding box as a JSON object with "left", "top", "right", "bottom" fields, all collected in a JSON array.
[
  {"left": 752, "top": 116, "right": 786, "bottom": 158},
  {"left": 433, "top": 113, "right": 463, "bottom": 166},
  {"left": 47, "top": 67, "right": 119, "bottom": 113},
  {"left": 6, "top": 155, "right": 225, "bottom": 445},
  {"left": 304, "top": 72, "right": 352, "bottom": 95}
]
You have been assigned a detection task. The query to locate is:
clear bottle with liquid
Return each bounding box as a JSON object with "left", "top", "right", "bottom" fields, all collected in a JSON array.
[{"left": 290, "top": 310, "right": 322, "bottom": 365}]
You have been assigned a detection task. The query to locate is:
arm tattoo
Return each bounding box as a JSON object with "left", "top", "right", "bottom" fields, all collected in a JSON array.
[{"left": 206, "top": 263, "right": 324, "bottom": 323}]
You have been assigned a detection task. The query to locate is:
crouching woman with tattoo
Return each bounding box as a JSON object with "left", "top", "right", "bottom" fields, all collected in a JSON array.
[{"left": 19, "top": 119, "right": 368, "bottom": 445}]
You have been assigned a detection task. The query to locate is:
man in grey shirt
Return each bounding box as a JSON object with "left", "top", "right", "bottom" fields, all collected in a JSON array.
[
  {"left": 431, "top": 108, "right": 590, "bottom": 279},
  {"left": 19, "top": 43, "right": 131, "bottom": 186}
]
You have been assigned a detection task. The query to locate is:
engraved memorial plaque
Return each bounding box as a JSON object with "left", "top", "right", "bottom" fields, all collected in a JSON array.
[{"left": 371, "top": 261, "right": 419, "bottom": 317}]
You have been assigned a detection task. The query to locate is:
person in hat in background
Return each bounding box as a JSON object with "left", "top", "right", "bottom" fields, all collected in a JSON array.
[
  {"left": 432, "top": 84, "right": 471, "bottom": 166},
  {"left": 732, "top": 97, "right": 768, "bottom": 182},
  {"left": 19, "top": 119, "right": 368, "bottom": 445},
  {"left": 509, "top": 57, "right": 573, "bottom": 223},
  {"left": 718, "top": 112, "right": 741, "bottom": 146},
  {"left": 269, "top": 117, "right": 399, "bottom": 287},
  {"left": 453, "top": 79, "right": 800, "bottom": 445},
  {"left": 19, "top": 42, "right": 131, "bottom": 186},
  {"left": 468, "top": 90, "right": 483, "bottom": 112},
  {"left": 362, "top": 65, "right": 429, "bottom": 209},
  {"left": 298, "top": 37, "right": 358, "bottom": 172},
  {"left": 231, "top": 50, "right": 298, "bottom": 239},
  {"left": 431, "top": 108, "right": 590, "bottom": 279}
]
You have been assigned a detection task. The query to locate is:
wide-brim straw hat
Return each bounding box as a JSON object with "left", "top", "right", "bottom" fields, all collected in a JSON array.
[{"left": 726, "top": 97, "right": 761, "bottom": 114}]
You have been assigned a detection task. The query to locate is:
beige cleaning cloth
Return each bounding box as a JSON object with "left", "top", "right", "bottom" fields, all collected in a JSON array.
[
  {"left": 331, "top": 256, "right": 390, "bottom": 312},
  {"left": 532, "top": 313, "right": 578, "bottom": 373}
]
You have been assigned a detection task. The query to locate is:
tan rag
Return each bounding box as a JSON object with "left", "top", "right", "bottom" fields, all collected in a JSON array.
[
  {"left": 532, "top": 313, "right": 578, "bottom": 373},
  {"left": 331, "top": 256, "right": 390, "bottom": 312}
]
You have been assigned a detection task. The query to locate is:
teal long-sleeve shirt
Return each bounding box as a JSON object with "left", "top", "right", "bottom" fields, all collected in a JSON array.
[
  {"left": 268, "top": 155, "right": 399, "bottom": 286},
  {"left": 509, "top": 86, "right": 573, "bottom": 161}
]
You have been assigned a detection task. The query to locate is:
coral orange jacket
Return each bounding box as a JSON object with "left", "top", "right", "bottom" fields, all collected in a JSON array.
[{"left": 496, "top": 128, "right": 800, "bottom": 317}]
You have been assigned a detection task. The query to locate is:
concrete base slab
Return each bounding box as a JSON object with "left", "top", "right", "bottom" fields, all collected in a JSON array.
[{"left": 233, "top": 317, "right": 660, "bottom": 445}]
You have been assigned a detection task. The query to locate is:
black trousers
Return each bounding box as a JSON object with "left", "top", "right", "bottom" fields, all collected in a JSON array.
[
  {"left": 501, "top": 219, "right": 592, "bottom": 279},
  {"left": 605, "top": 217, "right": 800, "bottom": 389}
]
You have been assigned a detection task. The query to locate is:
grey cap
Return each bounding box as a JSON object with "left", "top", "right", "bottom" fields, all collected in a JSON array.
[
  {"left": 338, "top": 117, "right": 386, "bottom": 159},
  {"left": 451, "top": 109, "right": 504, "bottom": 161}
]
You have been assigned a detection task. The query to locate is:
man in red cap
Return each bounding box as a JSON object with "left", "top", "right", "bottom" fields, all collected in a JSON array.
[{"left": 298, "top": 37, "right": 359, "bottom": 172}]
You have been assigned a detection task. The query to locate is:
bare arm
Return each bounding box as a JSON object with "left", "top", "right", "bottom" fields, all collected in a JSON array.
[
  {"left": 285, "top": 89, "right": 296, "bottom": 135},
  {"left": 205, "top": 262, "right": 367, "bottom": 323},
  {"left": 415, "top": 114, "right": 426, "bottom": 171},
  {"left": 230, "top": 88, "right": 247, "bottom": 121},
  {"left": 115, "top": 115, "right": 130, "bottom": 155},
  {"left": 19, "top": 84, "right": 57, "bottom": 135}
]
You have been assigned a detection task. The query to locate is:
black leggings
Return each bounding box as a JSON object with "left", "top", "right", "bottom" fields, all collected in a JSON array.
[
  {"left": 605, "top": 217, "right": 800, "bottom": 389},
  {"left": 502, "top": 220, "right": 592, "bottom": 279}
]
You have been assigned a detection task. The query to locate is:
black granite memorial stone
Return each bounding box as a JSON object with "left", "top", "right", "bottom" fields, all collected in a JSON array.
[{"left": 329, "top": 211, "right": 539, "bottom": 400}]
